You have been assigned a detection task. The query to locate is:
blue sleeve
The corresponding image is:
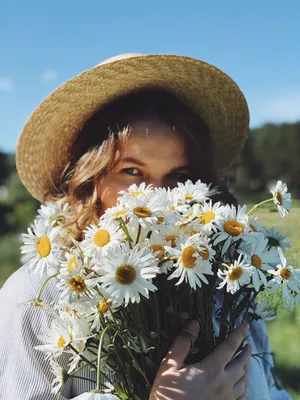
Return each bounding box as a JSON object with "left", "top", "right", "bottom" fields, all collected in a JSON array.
[{"left": 250, "top": 319, "right": 292, "bottom": 400}]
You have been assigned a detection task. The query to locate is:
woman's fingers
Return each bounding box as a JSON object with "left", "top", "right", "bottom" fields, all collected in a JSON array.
[
  {"left": 202, "top": 323, "right": 249, "bottom": 369},
  {"left": 225, "top": 343, "right": 252, "bottom": 381},
  {"left": 234, "top": 368, "right": 249, "bottom": 398},
  {"left": 162, "top": 320, "right": 200, "bottom": 367}
]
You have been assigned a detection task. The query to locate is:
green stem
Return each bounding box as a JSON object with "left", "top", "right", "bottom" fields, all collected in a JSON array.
[
  {"left": 69, "top": 375, "right": 97, "bottom": 384},
  {"left": 116, "top": 331, "right": 151, "bottom": 391},
  {"left": 96, "top": 324, "right": 114, "bottom": 391},
  {"left": 36, "top": 273, "right": 59, "bottom": 301},
  {"left": 68, "top": 344, "right": 97, "bottom": 370},
  {"left": 119, "top": 219, "right": 133, "bottom": 249},
  {"left": 70, "top": 235, "right": 85, "bottom": 259},
  {"left": 69, "top": 361, "right": 92, "bottom": 376},
  {"left": 135, "top": 223, "right": 142, "bottom": 245},
  {"left": 247, "top": 198, "right": 273, "bottom": 215},
  {"left": 153, "top": 294, "right": 161, "bottom": 346}
]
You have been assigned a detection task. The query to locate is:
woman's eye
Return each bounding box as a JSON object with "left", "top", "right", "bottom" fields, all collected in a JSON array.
[{"left": 122, "top": 168, "right": 142, "bottom": 176}]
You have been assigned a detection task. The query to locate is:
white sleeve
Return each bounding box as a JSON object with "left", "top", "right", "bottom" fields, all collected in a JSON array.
[
  {"left": 0, "top": 266, "right": 72, "bottom": 400},
  {"left": 250, "top": 319, "right": 292, "bottom": 400}
]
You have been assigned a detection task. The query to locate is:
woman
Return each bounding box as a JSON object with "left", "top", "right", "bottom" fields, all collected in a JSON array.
[{"left": 0, "top": 54, "right": 291, "bottom": 399}]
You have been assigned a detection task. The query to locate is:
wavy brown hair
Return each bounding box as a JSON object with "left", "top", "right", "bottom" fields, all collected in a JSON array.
[{"left": 48, "top": 88, "right": 236, "bottom": 239}]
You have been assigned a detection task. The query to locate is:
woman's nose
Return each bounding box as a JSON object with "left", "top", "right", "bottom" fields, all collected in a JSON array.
[{"left": 147, "top": 177, "right": 164, "bottom": 189}]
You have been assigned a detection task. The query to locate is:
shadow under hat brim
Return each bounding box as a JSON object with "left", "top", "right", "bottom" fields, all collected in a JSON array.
[{"left": 16, "top": 54, "right": 250, "bottom": 202}]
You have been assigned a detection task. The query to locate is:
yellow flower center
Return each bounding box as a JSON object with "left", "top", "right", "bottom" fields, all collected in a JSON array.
[
  {"left": 94, "top": 229, "right": 110, "bottom": 247},
  {"left": 275, "top": 190, "right": 283, "bottom": 205},
  {"left": 68, "top": 276, "right": 86, "bottom": 293},
  {"left": 185, "top": 194, "right": 193, "bottom": 201},
  {"left": 280, "top": 268, "right": 292, "bottom": 280},
  {"left": 199, "top": 211, "right": 215, "bottom": 224},
  {"left": 166, "top": 235, "right": 177, "bottom": 248},
  {"left": 251, "top": 254, "right": 262, "bottom": 269},
  {"left": 67, "top": 257, "right": 79, "bottom": 273},
  {"left": 157, "top": 216, "right": 165, "bottom": 224},
  {"left": 36, "top": 236, "right": 51, "bottom": 257},
  {"left": 115, "top": 264, "right": 136, "bottom": 284},
  {"left": 150, "top": 244, "right": 165, "bottom": 260},
  {"left": 133, "top": 207, "right": 152, "bottom": 218},
  {"left": 131, "top": 191, "right": 144, "bottom": 197},
  {"left": 228, "top": 266, "right": 243, "bottom": 281},
  {"left": 199, "top": 245, "right": 210, "bottom": 260},
  {"left": 250, "top": 223, "right": 257, "bottom": 232},
  {"left": 224, "top": 220, "right": 244, "bottom": 237},
  {"left": 113, "top": 209, "right": 127, "bottom": 218},
  {"left": 182, "top": 246, "right": 197, "bottom": 268},
  {"left": 98, "top": 299, "right": 112, "bottom": 313},
  {"left": 57, "top": 336, "right": 66, "bottom": 348}
]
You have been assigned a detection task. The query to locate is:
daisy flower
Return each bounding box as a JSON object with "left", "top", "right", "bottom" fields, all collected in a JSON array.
[
  {"left": 145, "top": 230, "right": 173, "bottom": 274},
  {"left": 59, "top": 248, "right": 81, "bottom": 274},
  {"left": 35, "top": 317, "right": 75, "bottom": 358},
  {"left": 118, "top": 182, "right": 153, "bottom": 204},
  {"left": 213, "top": 205, "right": 252, "bottom": 255},
  {"left": 82, "top": 220, "right": 123, "bottom": 260},
  {"left": 270, "top": 180, "right": 292, "bottom": 217},
  {"left": 99, "top": 244, "right": 159, "bottom": 305},
  {"left": 159, "top": 224, "right": 181, "bottom": 250},
  {"left": 90, "top": 297, "right": 120, "bottom": 332},
  {"left": 173, "top": 179, "right": 217, "bottom": 205},
  {"left": 191, "top": 200, "right": 225, "bottom": 235},
  {"left": 71, "top": 393, "right": 120, "bottom": 400},
  {"left": 21, "top": 220, "right": 60, "bottom": 276},
  {"left": 240, "top": 238, "right": 280, "bottom": 291},
  {"left": 57, "top": 260, "right": 101, "bottom": 304},
  {"left": 126, "top": 195, "right": 169, "bottom": 229},
  {"left": 37, "top": 200, "right": 70, "bottom": 225},
  {"left": 217, "top": 254, "right": 253, "bottom": 294},
  {"left": 248, "top": 216, "right": 264, "bottom": 235},
  {"left": 50, "top": 359, "right": 68, "bottom": 395},
  {"left": 166, "top": 234, "right": 214, "bottom": 290},
  {"left": 101, "top": 203, "right": 129, "bottom": 222},
  {"left": 265, "top": 226, "right": 291, "bottom": 250},
  {"left": 267, "top": 248, "right": 300, "bottom": 307}
]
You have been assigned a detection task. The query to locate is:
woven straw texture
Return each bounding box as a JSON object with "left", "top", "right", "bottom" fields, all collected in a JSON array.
[{"left": 16, "top": 55, "right": 249, "bottom": 202}]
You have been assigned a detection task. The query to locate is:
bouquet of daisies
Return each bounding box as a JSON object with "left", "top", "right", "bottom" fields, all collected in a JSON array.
[{"left": 21, "top": 179, "right": 297, "bottom": 399}]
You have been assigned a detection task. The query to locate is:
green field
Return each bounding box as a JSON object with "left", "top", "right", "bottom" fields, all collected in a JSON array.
[
  {"left": 0, "top": 201, "right": 299, "bottom": 398},
  {"left": 251, "top": 202, "right": 300, "bottom": 399}
]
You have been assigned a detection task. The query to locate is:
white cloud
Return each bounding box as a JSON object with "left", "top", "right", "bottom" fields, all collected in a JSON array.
[
  {"left": 0, "top": 77, "right": 14, "bottom": 92},
  {"left": 41, "top": 69, "right": 58, "bottom": 83},
  {"left": 249, "top": 92, "right": 300, "bottom": 127}
]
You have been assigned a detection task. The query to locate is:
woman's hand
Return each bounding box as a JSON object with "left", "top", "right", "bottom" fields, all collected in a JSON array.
[{"left": 150, "top": 320, "right": 251, "bottom": 400}]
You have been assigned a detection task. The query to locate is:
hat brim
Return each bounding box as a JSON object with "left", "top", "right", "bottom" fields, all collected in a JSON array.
[{"left": 16, "top": 54, "right": 249, "bottom": 202}]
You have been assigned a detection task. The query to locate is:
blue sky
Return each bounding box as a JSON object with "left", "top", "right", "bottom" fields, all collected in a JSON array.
[{"left": 1, "top": 0, "right": 300, "bottom": 153}]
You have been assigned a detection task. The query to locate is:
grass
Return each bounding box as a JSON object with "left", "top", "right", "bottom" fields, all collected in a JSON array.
[{"left": 250, "top": 201, "right": 300, "bottom": 398}]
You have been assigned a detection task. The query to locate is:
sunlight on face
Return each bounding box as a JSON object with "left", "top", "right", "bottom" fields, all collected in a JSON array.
[{"left": 97, "top": 121, "right": 190, "bottom": 212}]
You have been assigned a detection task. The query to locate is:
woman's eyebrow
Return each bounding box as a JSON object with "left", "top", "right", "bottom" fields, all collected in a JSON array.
[
  {"left": 121, "top": 157, "right": 146, "bottom": 167},
  {"left": 170, "top": 165, "right": 190, "bottom": 172}
]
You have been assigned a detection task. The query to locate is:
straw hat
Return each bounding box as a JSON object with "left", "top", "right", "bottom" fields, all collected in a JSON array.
[{"left": 16, "top": 54, "right": 250, "bottom": 202}]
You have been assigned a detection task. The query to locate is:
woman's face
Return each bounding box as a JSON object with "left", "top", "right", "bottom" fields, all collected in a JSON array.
[{"left": 97, "top": 121, "right": 191, "bottom": 212}]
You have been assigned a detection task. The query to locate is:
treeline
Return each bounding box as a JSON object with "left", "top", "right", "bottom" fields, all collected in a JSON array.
[
  {"left": 0, "top": 121, "right": 299, "bottom": 283},
  {"left": 236, "top": 121, "right": 300, "bottom": 195}
]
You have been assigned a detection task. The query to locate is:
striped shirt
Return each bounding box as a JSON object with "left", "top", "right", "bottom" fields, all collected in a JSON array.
[{"left": 0, "top": 265, "right": 291, "bottom": 399}]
